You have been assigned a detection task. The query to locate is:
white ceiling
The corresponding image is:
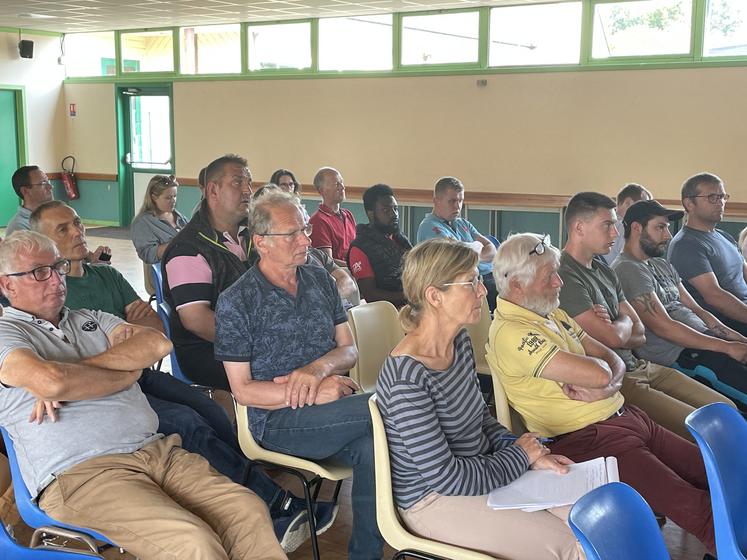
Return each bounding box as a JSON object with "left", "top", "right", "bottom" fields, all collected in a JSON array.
[{"left": 2, "top": 0, "right": 553, "bottom": 33}]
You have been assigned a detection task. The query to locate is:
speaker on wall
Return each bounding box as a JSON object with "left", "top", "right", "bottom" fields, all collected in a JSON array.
[{"left": 18, "top": 40, "right": 34, "bottom": 59}]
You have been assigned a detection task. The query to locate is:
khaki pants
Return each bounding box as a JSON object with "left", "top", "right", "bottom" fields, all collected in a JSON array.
[
  {"left": 400, "top": 493, "right": 582, "bottom": 560},
  {"left": 39, "top": 435, "right": 286, "bottom": 560},
  {"left": 621, "top": 360, "right": 736, "bottom": 441}
]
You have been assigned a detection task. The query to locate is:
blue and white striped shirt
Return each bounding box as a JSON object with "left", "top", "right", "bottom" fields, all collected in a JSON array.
[{"left": 376, "top": 329, "right": 529, "bottom": 509}]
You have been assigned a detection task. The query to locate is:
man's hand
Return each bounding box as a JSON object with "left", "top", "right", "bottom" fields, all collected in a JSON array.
[
  {"left": 110, "top": 325, "right": 134, "bottom": 346},
  {"left": 124, "top": 300, "right": 154, "bottom": 322},
  {"left": 562, "top": 383, "right": 613, "bottom": 403},
  {"left": 29, "top": 399, "right": 63, "bottom": 424},
  {"left": 721, "top": 341, "right": 747, "bottom": 364},
  {"left": 531, "top": 454, "right": 573, "bottom": 474},
  {"left": 513, "top": 432, "right": 550, "bottom": 464},
  {"left": 90, "top": 246, "right": 112, "bottom": 264},
  {"left": 273, "top": 367, "right": 325, "bottom": 409},
  {"left": 313, "top": 375, "right": 360, "bottom": 405},
  {"left": 591, "top": 304, "right": 612, "bottom": 324}
]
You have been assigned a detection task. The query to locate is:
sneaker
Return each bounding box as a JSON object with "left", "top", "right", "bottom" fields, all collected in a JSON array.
[
  {"left": 312, "top": 501, "right": 339, "bottom": 536},
  {"left": 272, "top": 498, "right": 309, "bottom": 554}
]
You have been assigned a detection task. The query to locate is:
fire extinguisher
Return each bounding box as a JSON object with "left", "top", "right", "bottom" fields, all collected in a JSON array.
[{"left": 61, "top": 155, "right": 80, "bottom": 200}]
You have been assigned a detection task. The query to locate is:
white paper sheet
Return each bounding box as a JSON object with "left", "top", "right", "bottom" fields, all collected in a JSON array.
[{"left": 487, "top": 457, "right": 618, "bottom": 512}]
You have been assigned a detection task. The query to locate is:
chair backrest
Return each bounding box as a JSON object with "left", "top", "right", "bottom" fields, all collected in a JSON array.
[
  {"left": 347, "top": 301, "right": 404, "bottom": 392},
  {"left": 156, "top": 301, "right": 191, "bottom": 385},
  {"left": 142, "top": 261, "right": 156, "bottom": 297},
  {"left": 0, "top": 427, "right": 113, "bottom": 546},
  {"left": 150, "top": 262, "right": 164, "bottom": 305},
  {"left": 367, "top": 396, "right": 494, "bottom": 560},
  {"left": 465, "top": 298, "right": 491, "bottom": 376},
  {"left": 569, "top": 482, "right": 670, "bottom": 560},
  {"left": 686, "top": 403, "right": 747, "bottom": 559},
  {"left": 484, "top": 350, "right": 516, "bottom": 432}
]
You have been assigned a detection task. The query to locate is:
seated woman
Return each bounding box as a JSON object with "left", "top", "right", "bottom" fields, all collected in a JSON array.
[
  {"left": 270, "top": 168, "right": 301, "bottom": 195},
  {"left": 131, "top": 174, "right": 188, "bottom": 264},
  {"left": 376, "top": 238, "right": 581, "bottom": 560}
]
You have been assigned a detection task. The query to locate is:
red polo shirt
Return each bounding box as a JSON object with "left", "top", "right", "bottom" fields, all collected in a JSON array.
[{"left": 309, "top": 203, "right": 357, "bottom": 261}]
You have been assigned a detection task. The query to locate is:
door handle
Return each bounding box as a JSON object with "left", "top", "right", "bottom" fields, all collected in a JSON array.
[{"left": 124, "top": 152, "right": 131, "bottom": 164}]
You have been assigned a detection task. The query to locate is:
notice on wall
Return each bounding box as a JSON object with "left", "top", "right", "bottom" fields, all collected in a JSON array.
[{"left": 69, "top": 103, "right": 77, "bottom": 117}]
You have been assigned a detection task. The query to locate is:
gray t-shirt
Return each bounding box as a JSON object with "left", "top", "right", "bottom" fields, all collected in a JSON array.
[
  {"left": 4, "top": 206, "right": 31, "bottom": 237},
  {"left": 612, "top": 253, "right": 708, "bottom": 366},
  {"left": 0, "top": 307, "right": 160, "bottom": 499},
  {"left": 667, "top": 226, "right": 747, "bottom": 310},
  {"left": 558, "top": 251, "right": 637, "bottom": 370}
]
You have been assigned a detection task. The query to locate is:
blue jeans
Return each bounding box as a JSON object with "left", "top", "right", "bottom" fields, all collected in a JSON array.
[
  {"left": 259, "top": 393, "right": 384, "bottom": 560},
  {"left": 138, "top": 370, "right": 283, "bottom": 510}
]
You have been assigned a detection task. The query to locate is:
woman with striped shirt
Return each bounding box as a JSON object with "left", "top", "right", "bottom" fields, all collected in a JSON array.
[{"left": 376, "top": 238, "right": 581, "bottom": 559}]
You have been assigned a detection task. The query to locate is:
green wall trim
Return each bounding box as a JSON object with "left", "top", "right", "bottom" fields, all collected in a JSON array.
[
  {"left": 0, "top": 27, "right": 62, "bottom": 37},
  {"left": 82, "top": 219, "right": 120, "bottom": 227}
]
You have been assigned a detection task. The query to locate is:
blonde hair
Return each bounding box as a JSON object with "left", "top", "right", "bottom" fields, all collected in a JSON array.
[
  {"left": 136, "top": 175, "right": 178, "bottom": 217},
  {"left": 399, "top": 238, "right": 478, "bottom": 332},
  {"left": 739, "top": 226, "right": 747, "bottom": 257},
  {"left": 493, "top": 232, "right": 560, "bottom": 295}
]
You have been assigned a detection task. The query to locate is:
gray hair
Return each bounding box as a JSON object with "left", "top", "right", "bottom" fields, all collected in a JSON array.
[
  {"left": 312, "top": 167, "right": 339, "bottom": 193},
  {"left": 0, "top": 231, "right": 58, "bottom": 275},
  {"left": 249, "top": 190, "right": 305, "bottom": 235},
  {"left": 493, "top": 233, "right": 560, "bottom": 294},
  {"left": 29, "top": 200, "right": 68, "bottom": 232}
]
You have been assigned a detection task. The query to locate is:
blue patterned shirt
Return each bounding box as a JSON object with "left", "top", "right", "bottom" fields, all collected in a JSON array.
[{"left": 214, "top": 264, "right": 347, "bottom": 439}]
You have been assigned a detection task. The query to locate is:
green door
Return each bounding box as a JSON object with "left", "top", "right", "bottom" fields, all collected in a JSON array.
[{"left": 0, "top": 89, "right": 21, "bottom": 226}]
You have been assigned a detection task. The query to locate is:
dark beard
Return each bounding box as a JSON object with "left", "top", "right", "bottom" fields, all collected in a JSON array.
[
  {"left": 373, "top": 219, "right": 398, "bottom": 236},
  {"left": 640, "top": 232, "right": 665, "bottom": 258}
]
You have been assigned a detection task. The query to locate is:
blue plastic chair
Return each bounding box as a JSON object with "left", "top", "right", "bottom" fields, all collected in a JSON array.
[
  {"left": 150, "top": 263, "right": 164, "bottom": 305},
  {"left": 673, "top": 361, "right": 747, "bottom": 408},
  {"left": 569, "top": 482, "right": 670, "bottom": 560},
  {"left": 0, "top": 521, "right": 100, "bottom": 558},
  {"left": 1, "top": 427, "right": 117, "bottom": 556},
  {"left": 486, "top": 234, "right": 500, "bottom": 248},
  {"left": 686, "top": 403, "right": 747, "bottom": 560}
]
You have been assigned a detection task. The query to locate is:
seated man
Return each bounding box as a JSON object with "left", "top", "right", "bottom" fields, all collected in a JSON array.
[
  {"left": 347, "top": 184, "right": 411, "bottom": 307},
  {"left": 162, "top": 154, "right": 256, "bottom": 390},
  {"left": 7, "top": 165, "right": 111, "bottom": 262},
  {"left": 0, "top": 231, "right": 284, "bottom": 560},
  {"left": 612, "top": 200, "right": 747, "bottom": 405},
  {"left": 559, "top": 192, "right": 733, "bottom": 440},
  {"left": 215, "top": 190, "right": 384, "bottom": 560},
  {"left": 668, "top": 172, "right": 747, "bottom": 336},
  {"left": 417, "top": 176, "right": 497, "bottom": 311},
  {"left": 308, "top": 166, "right": 356, "bottom": 266},
  {"left": 488, "top": 232, "right": 715, "bottom": 555},
  {"left": 604, "top": 183, "right": 651, "bottom": 265}
]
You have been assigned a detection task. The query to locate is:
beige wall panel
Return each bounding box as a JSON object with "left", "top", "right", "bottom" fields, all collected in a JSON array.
[
  {"left": 173, "top": 67, "right": 747, "bottom": 201},
  {"left": 0, "top": 32, "right": 65, "bottom": 170},
  {"left": 62, "top": 82, "right": 116, "bottom": 174}
]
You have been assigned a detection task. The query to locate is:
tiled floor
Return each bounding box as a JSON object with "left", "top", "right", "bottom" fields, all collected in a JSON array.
[{"left": 4, "top": 225, "right": 708, "bottom": 560}]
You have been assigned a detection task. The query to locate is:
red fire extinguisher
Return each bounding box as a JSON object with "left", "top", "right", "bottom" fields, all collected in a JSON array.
[{"left": 61, "top": 155, "right": 80, "bottom": 200}]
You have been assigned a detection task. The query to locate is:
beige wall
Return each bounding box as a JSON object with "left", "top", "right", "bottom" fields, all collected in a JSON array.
[
  {"left": 63, "top": 82, "right": 116, "bottom": 174},
  {"left": 64, "top": 65, "right": 747, "bottom": 201},
  {"left": 0, "top": 32, "right": 65, "bottom": 170}
]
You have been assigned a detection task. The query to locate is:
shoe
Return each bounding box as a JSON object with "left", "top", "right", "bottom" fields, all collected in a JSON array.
[
  {"left": 312, "top": 501, "right": 339, "bottom": 536},
  {"left": 272, "top": 497, "right": 309, "bottom": 554}
]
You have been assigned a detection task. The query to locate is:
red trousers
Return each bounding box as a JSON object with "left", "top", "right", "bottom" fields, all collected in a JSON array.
[{"left": 549, "top": 405, "right": 714, "bottom": 553}]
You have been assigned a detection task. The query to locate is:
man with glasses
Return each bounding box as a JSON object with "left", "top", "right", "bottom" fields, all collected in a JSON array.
[
  {"left": 612, "top": 200, "right": 747, "bottom": 407},
  {"left": 488, "top": 232, "right": 717, "bottom": 557},
  {"left": 417, "top": 176, "right": 498, "bottom": 311},
  {"left": 214, "top": 190, "right": 384, "bottom": 560},
  {"left": 668, "top": 172, "right": 747, "bottom": 336},
  {"left": 0, "top": 231, "right": 285, "bottom": 560},
  {"left": 5, "top": 165, "right": 111, "bottom": 263}
]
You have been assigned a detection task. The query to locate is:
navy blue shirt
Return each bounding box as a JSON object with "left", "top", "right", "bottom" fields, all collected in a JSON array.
[{"left": 214, "top": 264, "right": 347, "bottom": 440}]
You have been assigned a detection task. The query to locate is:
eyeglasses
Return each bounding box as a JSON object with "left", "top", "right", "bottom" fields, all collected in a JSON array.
[
  {"left": 529, "top": 234, "right": 550, "bottom": 256},
  {"left": 690, "top": 193, "right": 729, "bottom": 204},
  {"left": 258, "top": 224, "right": 313, "bottom": 240},
  {"left": 27, "top": 180, "right": 52, "bottom": 188},
  {"left": 443, "top": 275, "right": 484, "bottom": 293},
  {"left": 4, "top": 259, "right": 71, "bottom": 282}
]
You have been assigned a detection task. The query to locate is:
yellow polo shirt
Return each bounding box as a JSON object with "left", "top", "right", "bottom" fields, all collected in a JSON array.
[{"left": 487, "top": 298, "right": 624, "bottom": 437}]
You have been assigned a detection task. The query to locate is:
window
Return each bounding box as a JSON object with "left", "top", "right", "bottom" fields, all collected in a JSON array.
[
  {"left": 489, "top": 3, "right": 582, "bottom": 67},
  {"left": 704, "top": 0, "right": 747, "bottom": 57},
  {"left": 120, "top": 30, "right": 175, "bottom": 73},
  {"left": 247, "top": 22, "right": 311, "bottom": 71},
  {"left": 401, "top": 11, "right": 480, "bottom": 66},
  {"left": 180, "top": 24, "right": 241, "bottom": 74},
  {"left": 592, "top": 0, "right": 693, "bottom": 59},
  {"left": 129, "top": 95, "right": 172, "bottom": 169},
  {"left": 64, "top": 32, "right": 116, "bottom": 77},
  {"left": 319, "top": 15, "right": 393, "bottom": 71}
]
